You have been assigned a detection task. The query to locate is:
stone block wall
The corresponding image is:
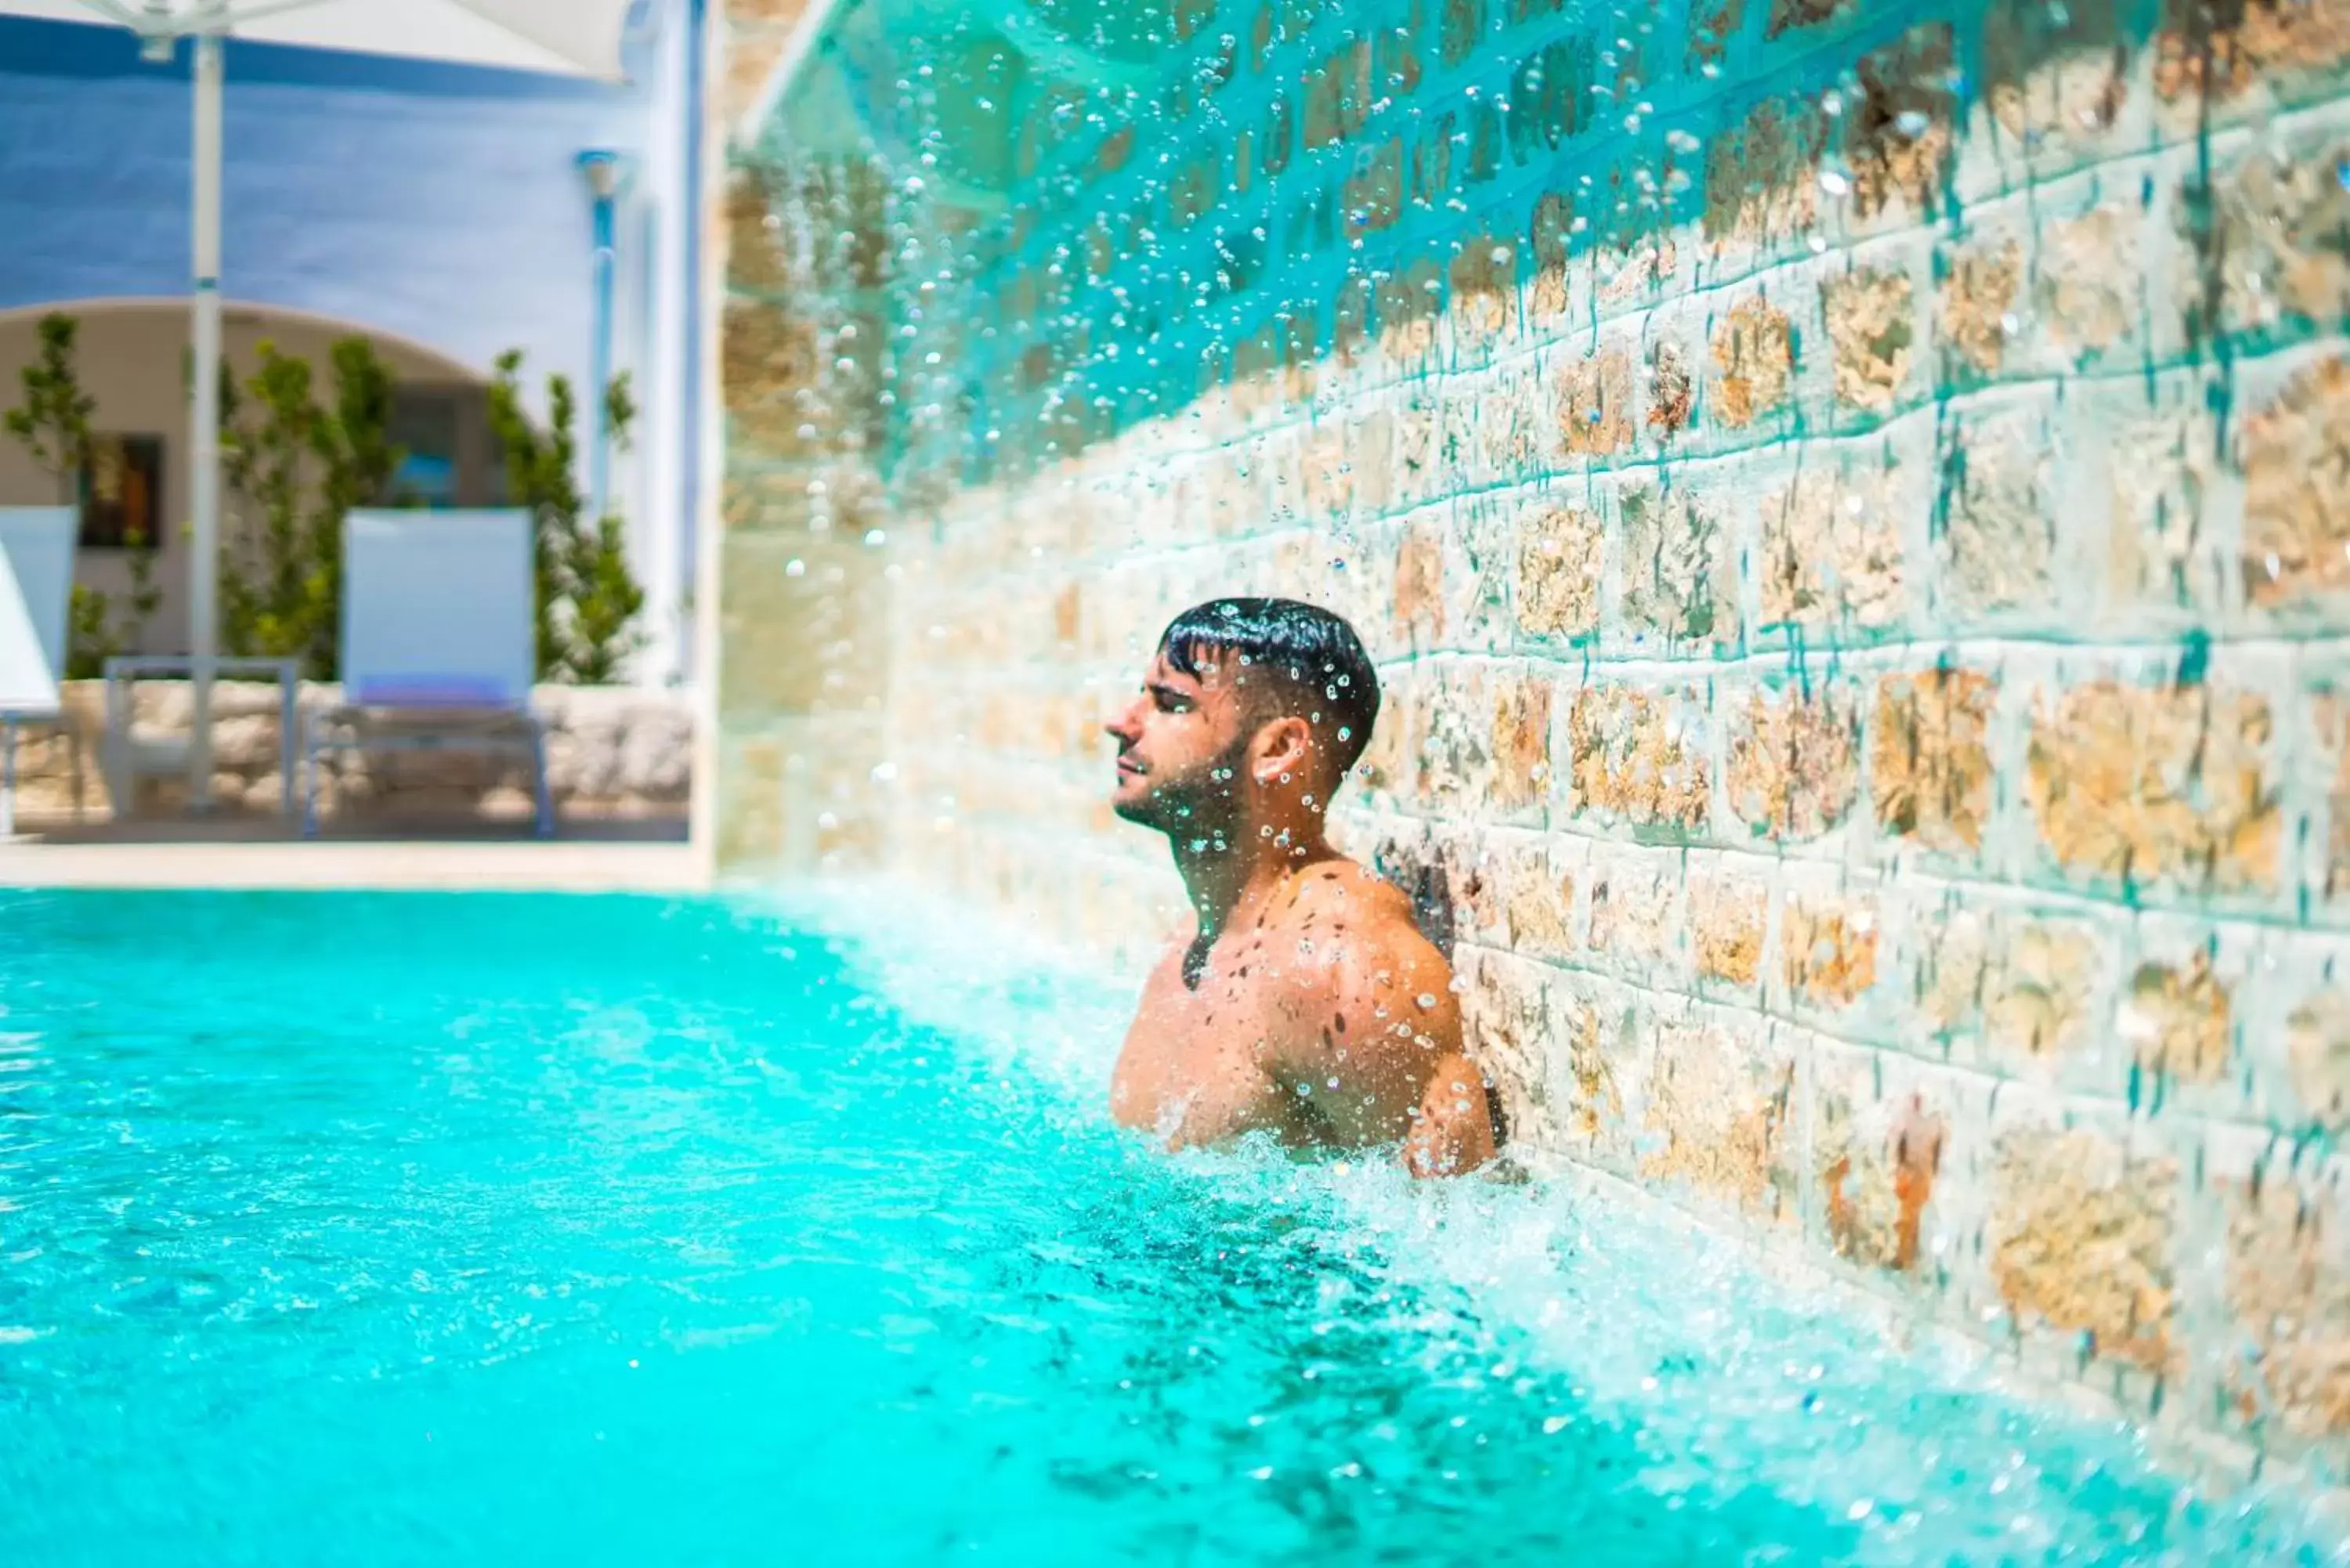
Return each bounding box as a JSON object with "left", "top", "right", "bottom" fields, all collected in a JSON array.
[
  {"left": 8, "top": 682, "right": 691, "bottom": 826},
  {"left": 721, "top": 0, "right": 2350, "bottom": 1479}
]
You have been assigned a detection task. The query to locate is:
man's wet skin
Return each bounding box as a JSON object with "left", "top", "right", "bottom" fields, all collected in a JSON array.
[{"left": 1102, "top": 602, "right": 1495, "bottom": 1178}]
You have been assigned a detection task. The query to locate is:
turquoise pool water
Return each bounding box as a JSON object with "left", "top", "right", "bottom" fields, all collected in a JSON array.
[{"left": 0, "top": 889, "right": 2337, "bottom": 1566}]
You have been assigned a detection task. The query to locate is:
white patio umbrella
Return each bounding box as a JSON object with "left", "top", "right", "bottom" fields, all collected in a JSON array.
[{"left": 0, "top": 0, "right": 633, "bottom": 807}]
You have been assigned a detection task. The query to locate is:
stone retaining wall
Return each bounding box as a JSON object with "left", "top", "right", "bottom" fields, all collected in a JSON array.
[
  {"left": 8, "top": 682, "right": 692, "bottom": 826},
  {"left": 717, "top": 0, "right": 2350, "bottom": 1486}
]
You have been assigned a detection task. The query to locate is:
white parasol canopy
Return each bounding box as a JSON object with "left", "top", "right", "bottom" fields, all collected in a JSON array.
[{"left": 0, "top": 0, "right": 634, "bottom": 805}]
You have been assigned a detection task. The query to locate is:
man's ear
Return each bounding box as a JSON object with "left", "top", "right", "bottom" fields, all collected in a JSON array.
[{"left": 1252, "top": 714, "right": 1315, "bottom": 784}]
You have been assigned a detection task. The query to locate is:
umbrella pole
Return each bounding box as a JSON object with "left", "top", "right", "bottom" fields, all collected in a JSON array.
[{"left": 187, "top": 31, "right": 222, "bottom": 812}]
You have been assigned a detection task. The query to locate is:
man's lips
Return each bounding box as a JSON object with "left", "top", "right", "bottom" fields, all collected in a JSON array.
[{"left": 1115, "top": 757, "right": 1145, "bottom": 779}]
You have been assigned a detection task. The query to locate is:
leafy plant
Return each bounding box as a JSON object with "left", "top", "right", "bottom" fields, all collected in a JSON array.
[
  {"left": 486, "top": 352, "right": 645, "bottom": 683},
  {"left": 4, "top": 314, "right": 93, "bottom": 498},
  {"left": 215, "top": 336, "right": 403, "bottom": 678},
  {"left": 2, "top": 312, "right": 157, "bottom": 677}
]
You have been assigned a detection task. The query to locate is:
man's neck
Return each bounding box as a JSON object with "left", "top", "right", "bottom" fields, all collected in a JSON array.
[{"left": 1170, "top": 815, "right": 1335, "bottom": 948}]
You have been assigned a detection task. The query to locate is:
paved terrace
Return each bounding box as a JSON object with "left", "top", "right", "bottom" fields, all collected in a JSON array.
[{"left": 0, "top": 818, "right": 702, "bottom": 894}]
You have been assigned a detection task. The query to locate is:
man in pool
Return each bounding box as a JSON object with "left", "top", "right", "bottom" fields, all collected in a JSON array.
[{"left": 1103, "top": 597, "right": 1497, "bottom": 1177}]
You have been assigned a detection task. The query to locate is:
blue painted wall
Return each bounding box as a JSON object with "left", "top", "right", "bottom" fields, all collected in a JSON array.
[{"left": 0, "top": 13, "right": 660, "bottom": 388}]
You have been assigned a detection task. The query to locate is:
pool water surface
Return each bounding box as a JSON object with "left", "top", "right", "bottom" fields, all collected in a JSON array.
[{"left": 0, "top": 889, "right": 2337, "bottom": 1566}]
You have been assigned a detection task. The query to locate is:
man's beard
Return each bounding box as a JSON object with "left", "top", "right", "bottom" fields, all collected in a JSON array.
[{"left": 1113, "top": 732, "right": 1251, "bottom": 843}]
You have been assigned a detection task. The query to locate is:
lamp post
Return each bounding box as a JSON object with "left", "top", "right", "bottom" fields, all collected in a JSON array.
[{"left": 577, "top": 150, "right": 625, "bottom": 532}]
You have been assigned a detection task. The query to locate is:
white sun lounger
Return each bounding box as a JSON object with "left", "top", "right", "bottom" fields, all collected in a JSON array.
[
  {"left": 0, "top": 508, "right": 75, "bottom": 838},
  {"left": 301, "top": 509, "right": 551, "bottom": 838}
]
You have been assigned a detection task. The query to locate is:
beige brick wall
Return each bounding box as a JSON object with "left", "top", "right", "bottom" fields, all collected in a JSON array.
[{"left": 718, "top": 0, "right": 2350, "bottom": 1476}]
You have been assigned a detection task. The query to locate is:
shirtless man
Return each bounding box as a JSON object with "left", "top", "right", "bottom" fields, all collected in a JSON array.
[{"left": 1103, "top": 597, "right": 1496, "bottom": 1177}]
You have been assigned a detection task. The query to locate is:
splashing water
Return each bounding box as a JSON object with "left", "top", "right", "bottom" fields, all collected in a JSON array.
[{"left": 0, "top": 888, "right": 2338, "bottom": 1566}]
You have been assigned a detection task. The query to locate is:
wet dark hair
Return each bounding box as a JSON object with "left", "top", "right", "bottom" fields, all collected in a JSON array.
[{"left": 1158, "top": 597, "right": 1380, "bottom": 782}]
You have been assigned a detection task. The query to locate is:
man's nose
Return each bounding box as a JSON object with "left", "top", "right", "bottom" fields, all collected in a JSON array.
[{"left": 1104, "top": 701, "right": 1141, "bottom": 744}]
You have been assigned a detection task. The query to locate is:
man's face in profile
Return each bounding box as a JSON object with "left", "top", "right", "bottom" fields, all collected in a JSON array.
[{"left": 1103, "top": 648, "right": 1252, "bottom": 834}]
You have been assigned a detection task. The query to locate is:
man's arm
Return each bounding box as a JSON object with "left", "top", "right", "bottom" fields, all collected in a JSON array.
[
  {"left": 1275, "top": 910, "right": 1495, "bottom": 1176},
  {"left": 1401, "top": 1041, "right": 1498, "bottom": 1178}
]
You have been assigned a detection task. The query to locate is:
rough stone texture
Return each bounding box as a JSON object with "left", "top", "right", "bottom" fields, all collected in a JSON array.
[
  {"left": 1703, "top": 95, "right": 1826, "bottom": 251},
  {"left": 2120, "top": 952, "right": 2235, "bottom": 1083},
  {"left": 2204, "top": 143, "right": 2350, "bottom": 338},
  {"left": 2038, "top": 208, "right": 2138, "bottom": 361},
  {"left": 1781, "top": 889, "right": 1880, "bottom": 1010},
  {"left": 1709, "top": 296, "right": 1795, "bottom": 429},
  {"left": 2241, "top": 354, "right": 2350, "bottom": 609},
  {"left": 1760, "top": 464, "right": 1906, "bottom": 632},
  {"left": 1871, "top": 667, "right": 1997, "bottom": 853},
  {"left": 1564, "top": 684, "right": 1712, "bottom": 831},
  {"left": 2108, "top": 403, "right": 2221, "bottom": 616},
  {"left": 1647, "top": 340, "right": 1694, "bottom": 438},
  {"left": 1820, "top": 269, "right": 1914, "bottom": 414},
  {"left": 1940, "top": 241, "right": 2024, "bottom": 378},
  {"left": 2312, "top": 691, "right": 2350, "bottom": 903},
  {"left": 6, "top": 682, "right": 690, "bottom": 828},
  {"left": 720, "top": 0, "right": 2350, "bottom": 1476},
  {"left": 1726, "top": 681, "right": 1862, "bottom": 841},
  {"left": 1556, "top": 349, "right": 1636, "bottom": 457},
  {"left": 1985, "top": 0, "right": 2129, "bottom": 143},
  {"left": 1620, "top": 482, "right": 1740, "bottom": 647},
  {"left": 1489, "top": 674, "right": 1554, "bottom": 814},
  {"left": 1514, "top": 502, "right": 1603, "bottom": 641},
  {"left": 1990, "top": 1127, "right": 2178, "bottom": 1373},
  {"left": 1850, "top": 26, "right": 1957, "bottom": 221},
  {"left": 1639, "top": 1011, "right": 1798, "bottom": 1221},
  {"left": 1690, "top": 870, "right": 1769, "bottom": 989},
  {"left": 1940, "top": 410, "right": 2059, "bottom": 619},
  {"left": 2225, "top": 1172, "right": 2350, "bottom": 1439},
  {"left": 1587, "top": 858, "right": 1684, "bottom": 985},
  {"left": 2287, "top": 989, "right": 2350, "bottom": 1133},
  {"left": 2155, "top": 0, "right": 2350, "bottom": 107},
  {"left": 1815, "top": 1052, "right": 1946, "bottom": 1274},
  {"left": 2024, "top": 680, "right": 2280, "bottom": 896},
  {"left": 1502, "top": 843, "right": 1577, "bottom": 960},
  {"left": 1979, "top": 917, "right": 2104, "bottom": 1075}
]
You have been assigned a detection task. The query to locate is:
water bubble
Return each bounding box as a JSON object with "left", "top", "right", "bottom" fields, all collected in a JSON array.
[
  {"left": 785, "top": 558, "right": 806, "bottom": 577},
  {"left": 1894, "top": 110, "right": 1931, "bottom": 138},
  {"left": 1415, "top": 993, "right": 1437, "bottom": 1010},
  {"left": 1818, "top": 168, "right": 1851, "bottom": 197}
]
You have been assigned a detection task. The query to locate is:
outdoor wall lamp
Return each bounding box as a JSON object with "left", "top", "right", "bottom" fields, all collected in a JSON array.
[{"left": 577, "top": 149, "right": 629, "bottom": 530}]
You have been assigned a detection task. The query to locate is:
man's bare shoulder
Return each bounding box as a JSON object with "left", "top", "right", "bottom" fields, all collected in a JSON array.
[
  {"left": 1268, "top": 857, "right": 1417, "bottom": 933},
  {"left": 1274, "top": 858, "right": 1443, "bottom": 972},
  {"left": 1261, "top": 858, "right": 1452, "bottom": 1038}
]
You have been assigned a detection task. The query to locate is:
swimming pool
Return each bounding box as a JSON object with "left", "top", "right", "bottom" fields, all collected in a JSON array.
[{"left": 0, "top": 887, "right": 2336, "bottom": 1565}]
